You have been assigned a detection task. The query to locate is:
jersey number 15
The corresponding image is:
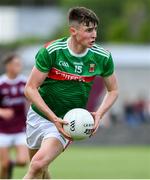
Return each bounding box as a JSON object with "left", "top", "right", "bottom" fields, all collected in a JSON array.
[{"left": 74, "top": 65, "right": 82, "bottom": 74}]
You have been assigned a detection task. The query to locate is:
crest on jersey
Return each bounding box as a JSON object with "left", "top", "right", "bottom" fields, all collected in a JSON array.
[{"left": 89, "top": 64, "right": 95, "bottom": 72}]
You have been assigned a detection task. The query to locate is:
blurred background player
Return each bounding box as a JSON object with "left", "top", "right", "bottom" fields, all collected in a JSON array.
[{"left": 0, "top": 54, "right": 29, "bottom": 179}]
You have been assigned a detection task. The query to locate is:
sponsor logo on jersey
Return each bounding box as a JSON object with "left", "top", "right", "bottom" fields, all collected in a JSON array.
[
  {"left": 48, "top": 67, "right": 95, "bottom": 82},
  {"left": 59, "top": 61, "right": 69, "bottom": 67},
  {"left": 2, "top": 97, "right": 25, "bottom": 106},
  {"left": 89, "top": 64, "right": 95, "bottom": 72},
  {"left": 1, "top": 88, "right": 9, "bottom": 95},
  {"left": 11, "top": 86, "right": 18, "bottom": 95},
  {"left": 73, "top": 62, "right": 84, "bottom": 65}
]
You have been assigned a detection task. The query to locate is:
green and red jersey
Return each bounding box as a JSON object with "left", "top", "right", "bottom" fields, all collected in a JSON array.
[{"left": 31, "top": 37, "right": 114, "bottom": 118}]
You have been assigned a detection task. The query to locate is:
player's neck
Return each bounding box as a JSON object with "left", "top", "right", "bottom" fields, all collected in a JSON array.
[
  {"left": 6, "top": 72, "right": 18, "bottom": 80},
  {"left": 68, "top": 37, "right": 87, "bottom": 54}
]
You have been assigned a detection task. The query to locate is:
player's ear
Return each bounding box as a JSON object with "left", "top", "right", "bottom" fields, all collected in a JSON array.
[{"left": 69, "top": 26, "right": 77, "bottom": 36}]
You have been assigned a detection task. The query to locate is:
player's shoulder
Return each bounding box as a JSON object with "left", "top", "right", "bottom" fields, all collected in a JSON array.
[
  {"left": 17, "top": 74, "right": 27, "bottom": 83},
  {"left": 44, "top": 37, "right": 67, "bottom": 51},
  {"left": 0, "top": 74, "right": 7, "bottom": 85},
  {"left": 90, "top": 43, "right": 110, "bottom": 59},
  {"left": 0, "top": 74, "right": 27, "bottom": 86}
]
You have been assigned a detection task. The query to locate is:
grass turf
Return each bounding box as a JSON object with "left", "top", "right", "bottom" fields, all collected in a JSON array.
[{"left": 13, "top": 146, "right": 150, "bottom": 179}]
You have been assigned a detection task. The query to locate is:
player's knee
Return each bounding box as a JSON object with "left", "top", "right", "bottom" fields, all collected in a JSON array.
[
  {"left": 17, "top": 160, "right": 28, "bottom": 166},
  {"left": 1, "top": 161, "right": 9, "bottom": 171},
  {"left": 30, "top": 159, "right": 46, "bottom": 174}
]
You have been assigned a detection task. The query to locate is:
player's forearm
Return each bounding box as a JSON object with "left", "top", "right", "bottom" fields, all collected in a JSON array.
[
  {"left": 24, "top": 86, "right": 58, "bottom": 122},
  {"left": 96, "top": 90, "right": 118, "bottom": 118}
]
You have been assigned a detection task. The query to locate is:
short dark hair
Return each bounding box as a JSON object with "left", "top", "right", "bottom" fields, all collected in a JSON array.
[
  {"left": 68, "top": 7, "right": 99, "bottom": 26},
  {"left": 3, "top": 53, "right": 18, "bottom": 65}
]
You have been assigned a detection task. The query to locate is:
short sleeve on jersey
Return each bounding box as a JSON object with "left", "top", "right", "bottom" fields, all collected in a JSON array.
[
  {"left": 101, "top": 53, "right": 114, "bottom": 77},
  {"left": 35, "top": 47, "right": 52, "bottom": 73}
]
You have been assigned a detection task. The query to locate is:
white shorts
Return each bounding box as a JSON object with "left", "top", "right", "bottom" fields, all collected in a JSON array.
[
  {"left": 26, "top": 107, "right": 71, "bottom": 150},
  {"left": 0, "top": 132, "right": 26, "bottom": 147}
]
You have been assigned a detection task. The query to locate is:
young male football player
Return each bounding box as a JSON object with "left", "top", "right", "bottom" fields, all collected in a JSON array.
[{"left": 24, "top": 7, "right": 118, "bottom": 179}]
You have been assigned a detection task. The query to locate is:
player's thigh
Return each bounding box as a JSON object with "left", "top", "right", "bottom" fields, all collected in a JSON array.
[
  {"left": 0, "top": 147, "right": 10, "bottom": 167},
  {"left": 28, "top": 149, "right": 38, "bottom": 161},
  {"left": 15, "top": 145, "right": 29, "bottom": 163},
  {"left": 31, "top": 137, "right": 64, "bottom": 166}
]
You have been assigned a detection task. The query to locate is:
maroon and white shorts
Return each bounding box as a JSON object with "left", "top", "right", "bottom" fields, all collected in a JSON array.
[{"left": 0, "top": 132, "right": 26, "bottom": 147}]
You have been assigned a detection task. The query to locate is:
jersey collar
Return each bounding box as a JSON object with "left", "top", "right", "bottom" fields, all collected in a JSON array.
[{"left": 67, "top": 37, "right": 89, "bottom": 57}]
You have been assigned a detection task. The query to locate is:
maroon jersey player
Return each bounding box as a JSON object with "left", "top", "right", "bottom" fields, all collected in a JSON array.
[{"left": 0, "top": 54, "right": 29, "bottom": 179}]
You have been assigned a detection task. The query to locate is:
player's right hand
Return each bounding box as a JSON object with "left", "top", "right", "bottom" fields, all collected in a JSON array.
[
  {"left": 90, "top": 112, "right": 101, "bottom": 136},
  {"left": 0, "top": 108, "right": 14, "bottom": 120},
  {"left": 53, "top": 117, "right": 72, "bottom": 141}
]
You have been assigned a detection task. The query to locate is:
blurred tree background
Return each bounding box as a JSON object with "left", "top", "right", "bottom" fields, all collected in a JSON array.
[
  {"left": 0, "top": 0, "right": 150, "bottom": 47},
  {"left": 59, "top": 0, "right": 150, "bottom": 43}
]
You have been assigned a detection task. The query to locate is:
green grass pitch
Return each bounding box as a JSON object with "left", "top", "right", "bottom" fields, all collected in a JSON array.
[{"left": 13, "top": 146, "right": 150, "bottom": 179}]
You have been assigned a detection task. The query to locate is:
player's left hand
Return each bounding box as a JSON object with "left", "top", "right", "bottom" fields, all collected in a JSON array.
[
  {"left": 90, "top": 112, "right": 102, "bottom": 136},
  {"left": 54, "top": 117, "right": 73, "bottom": 141}
]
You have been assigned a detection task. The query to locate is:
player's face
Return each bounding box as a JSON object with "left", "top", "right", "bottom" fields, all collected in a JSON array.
[
  {"left": 6, "top": 58, "right": 22, "bottom": 76},
  {"left": 74, "top": 22, "right": 97, "bottom": 48}
]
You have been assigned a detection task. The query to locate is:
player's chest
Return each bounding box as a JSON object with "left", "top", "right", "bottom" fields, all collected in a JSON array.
[
  {"left": 0, "top": 83, "right": 25, "bottom": 98},
  {"left": 53, "top": 55, "right": 98, "bottom": 76}
]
